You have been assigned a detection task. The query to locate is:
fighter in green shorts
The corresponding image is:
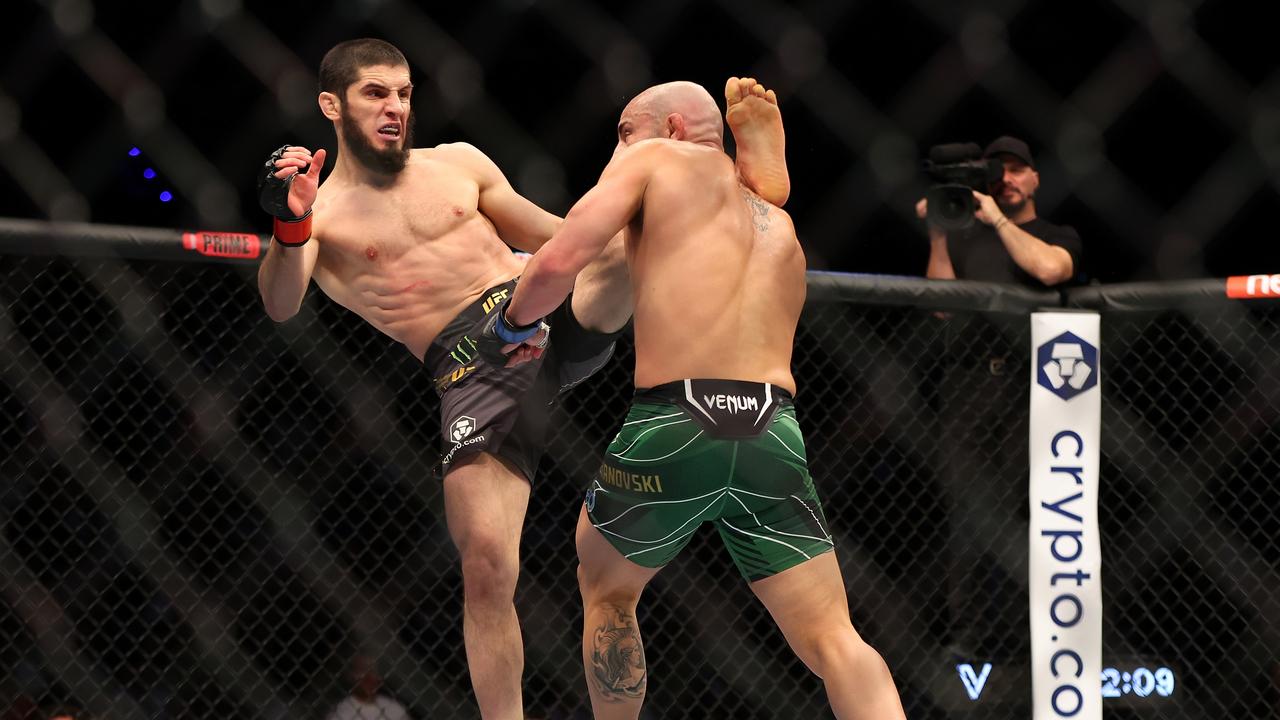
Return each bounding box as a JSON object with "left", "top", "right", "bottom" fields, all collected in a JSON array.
[
  {"left": 481, "top": 79, "right": 908, "bottom": 719},
  {"left": 585, "top": 379, "right": 832, "bottom": 581}
]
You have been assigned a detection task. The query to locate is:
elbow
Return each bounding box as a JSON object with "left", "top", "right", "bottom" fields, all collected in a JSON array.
[
  {"left": 539, "top": 247, "right": 592, "bottom": 285},
  {"left": 261, "top": 297, "right": 299, "bottom": 323},
  {"left": 1037, "top": 260, "right": 1075, "bottom": 287},
  {"left": 258, "top": 279, "right": 300, "bottom": 322},
  {"left": 257, "top": 266, "right": 301, "bottom": 322}
]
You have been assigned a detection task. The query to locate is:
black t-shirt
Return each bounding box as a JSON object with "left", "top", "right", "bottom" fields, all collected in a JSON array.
[{"left": 948, "top": 217, "right": 1084, "bottom": 287}]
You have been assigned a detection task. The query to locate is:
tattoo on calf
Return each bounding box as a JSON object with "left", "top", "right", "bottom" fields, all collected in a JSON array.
[
  {"left": 742, "top": 190, "right": 772, "bottom": 232},
  {"left": 589, "top": 605, "right": 647, "bottom": 702}
]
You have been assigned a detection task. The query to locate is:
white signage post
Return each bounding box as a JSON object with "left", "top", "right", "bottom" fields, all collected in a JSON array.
[{"left": 1029, "top": 312, "right": 1103, "bottom": 720}]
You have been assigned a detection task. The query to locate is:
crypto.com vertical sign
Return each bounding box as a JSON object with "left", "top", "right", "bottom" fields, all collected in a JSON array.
[{"left": 1029, "top": 314, "right": 1103, "bottom": 720}]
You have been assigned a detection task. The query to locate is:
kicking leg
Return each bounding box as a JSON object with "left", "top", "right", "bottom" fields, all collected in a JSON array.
[
  {"left": 570, "top": 232, "right": 632, "bottom": 334},
  {"left": 725, "top": 76, "right": 790, "bottom": 206},
  {"left": 444, "top": 452, "right": 532, "bottom": 720},
  {"left": 750, "top": 552, "right": 906, "bottom": 720}
]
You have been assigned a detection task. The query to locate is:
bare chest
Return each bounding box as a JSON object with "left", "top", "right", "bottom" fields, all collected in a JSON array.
[{"left": 318, "top": 176, "right": 483, "bottom": 264}]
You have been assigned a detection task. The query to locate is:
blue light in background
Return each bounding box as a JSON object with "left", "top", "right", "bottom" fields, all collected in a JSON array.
[
  {"left": 128, "top": 147, "right": 140, "bottom": 157},
  {"left": 143, "top": 168, "right": 156, "bottom": 179},
  {"left": 159, "top": 191, "right": 173, "bottom": 202}
]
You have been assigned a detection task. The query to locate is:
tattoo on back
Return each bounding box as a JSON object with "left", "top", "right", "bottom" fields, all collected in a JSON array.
[
  {"left": 743, "top": 190, "right": 772, "bottom": 232},
  {"left": 589, "top": 605, "right": 647, "bottom": 703}
]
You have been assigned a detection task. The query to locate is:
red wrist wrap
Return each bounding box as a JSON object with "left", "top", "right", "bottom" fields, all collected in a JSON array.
[{"left": 273, "top": 212, "right": 312, "bottom": 247}]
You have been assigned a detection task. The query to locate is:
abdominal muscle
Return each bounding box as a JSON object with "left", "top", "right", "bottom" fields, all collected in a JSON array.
[{"left": 312, "top": 227, "right": 527, "bottom": 361}]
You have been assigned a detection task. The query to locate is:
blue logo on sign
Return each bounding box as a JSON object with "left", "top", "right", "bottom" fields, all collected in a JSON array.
[{"left": 1036, "top": 331, "right": 1098, "bottom": 400}]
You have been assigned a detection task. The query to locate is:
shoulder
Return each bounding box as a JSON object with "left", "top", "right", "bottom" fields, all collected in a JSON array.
[
  {"left": 623, "top": 138, "right": 717, "bottom": 162},
  {"left": 741, "top": 186, "right": 793, "bottom": 223},
  {"left": 424, "top": 142, "right": 506, "bottom": 183},
  {"left": 1028, "top": 218, "right": 1082, "bottom": 258},
  {"left": 1026, "top": 217, "right": 1080, "bottom": 241},
  {"left": 325, "top": 697, "right": 356, "bottom": 719},
  {"left": 377, "top": 696, "right": 409, "bottom": 718},
  {"left": 427, "top": 142, "right": 496, "bottom": 168},
  {"left": 611, "top": 139, "right": 725, "bottom": 180}
]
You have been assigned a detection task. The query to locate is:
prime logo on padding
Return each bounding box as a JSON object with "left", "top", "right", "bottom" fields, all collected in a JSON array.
[
  {"left": 450, "top": 415, "right": 476, "bottom": 442},
  {"left": 1036, "top": 331, "right": 1098, "bottom": 400}
]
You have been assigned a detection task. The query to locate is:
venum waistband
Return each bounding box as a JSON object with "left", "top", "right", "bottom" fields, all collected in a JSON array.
[{"left": 638, "top": 379, "right": 792, "bottom": 439}]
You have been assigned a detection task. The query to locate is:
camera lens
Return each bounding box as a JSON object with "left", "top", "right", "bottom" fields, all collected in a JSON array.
[{"left": 926, "top": 185, "right": 976, "bottom": 231}]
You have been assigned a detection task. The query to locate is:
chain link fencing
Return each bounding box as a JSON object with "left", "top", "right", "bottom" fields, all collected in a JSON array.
[{"left": 1, "top": 253, "right": 1276, "bottom": 719}]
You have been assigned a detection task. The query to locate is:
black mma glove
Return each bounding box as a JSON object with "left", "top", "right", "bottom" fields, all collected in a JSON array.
[
  {"left": 258, "top": 145, "right": 313, "bottom": 246},
  {"left": 258, "top": 145, "right": 308, "bottom": 220},
  {"left": 474, "top": 299, "right": 550, "bottom": 366}
]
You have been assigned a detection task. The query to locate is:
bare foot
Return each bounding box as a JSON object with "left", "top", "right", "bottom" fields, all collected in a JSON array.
[{"left": 725, "top": 76, "right": 790, "bottom": 207}]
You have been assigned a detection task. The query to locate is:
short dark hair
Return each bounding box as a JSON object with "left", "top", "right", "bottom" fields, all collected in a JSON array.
[{"left": 318, "top": 38, "right": 409, "bottom": 95}]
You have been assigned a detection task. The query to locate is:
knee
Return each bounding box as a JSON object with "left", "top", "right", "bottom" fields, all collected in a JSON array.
[
  {"left": 459, "top": 540, "right": 519, "bottom": 606},
  {"left": 808, "top": 630, "right": 889, "bottom": 680},
  {"left": 576, "top": 563, "right": 641, "bottom": 608}
]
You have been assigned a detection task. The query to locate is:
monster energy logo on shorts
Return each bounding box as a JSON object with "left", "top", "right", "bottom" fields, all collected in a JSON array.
[{"left": 450, "top": 335, "right": 479, "bottom": 365}]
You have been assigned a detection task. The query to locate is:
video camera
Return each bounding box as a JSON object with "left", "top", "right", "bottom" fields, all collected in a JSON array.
[{"left": 922, "top": 143, "right": 1004, "bottom": 231}]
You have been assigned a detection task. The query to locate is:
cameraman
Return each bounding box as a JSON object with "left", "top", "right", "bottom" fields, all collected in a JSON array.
[
  {"left": 916, "top": 137, "right": 1084, "bottom": 671},
  {"left": 917, "top": 136, "right": 1082, "bottom": 287}
]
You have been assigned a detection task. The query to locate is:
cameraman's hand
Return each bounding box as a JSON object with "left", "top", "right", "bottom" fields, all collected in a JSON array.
[
  {"left": 916, "top": 197, "right": 948, "bottom": 242},
  {"left": 971, "top": 190, "right": 1007, "bottom": 228}
]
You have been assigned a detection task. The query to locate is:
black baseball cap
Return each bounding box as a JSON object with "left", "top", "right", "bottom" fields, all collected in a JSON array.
[{"left": 983, "top": 136, "right": 1035, "bottom": 169}]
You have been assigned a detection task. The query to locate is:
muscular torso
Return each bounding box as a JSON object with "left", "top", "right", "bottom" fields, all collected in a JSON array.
[
  {"left": 310, "top": 150, "right": 526, "bottom": 359},
  {"left": 626, "top": 143, "right": 806, "bottom": 394}
]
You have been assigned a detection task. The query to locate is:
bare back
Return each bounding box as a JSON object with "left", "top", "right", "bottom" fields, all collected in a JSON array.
[
  {"left": 310, "top": 145, "right": 528, "bottom": 360},
  {"left": 626, "top": 141, "right": 806, "bottom": 393}
]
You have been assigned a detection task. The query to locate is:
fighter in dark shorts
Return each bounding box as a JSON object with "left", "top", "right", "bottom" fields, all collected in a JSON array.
[
  {"left": 427, "top": 279, "right": 620, "bottom": 480},
  {"left": 585, "top": 379, "right": 833, "bottom": 580}
]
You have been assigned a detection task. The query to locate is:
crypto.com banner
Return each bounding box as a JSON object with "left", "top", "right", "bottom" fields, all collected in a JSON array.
[{"left": 1029, "top": 312, "right": 1103, "bottom": 720}]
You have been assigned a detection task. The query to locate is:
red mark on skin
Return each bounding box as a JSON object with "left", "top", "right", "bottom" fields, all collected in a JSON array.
[
  {"left": 398, "top": 280, "right": 428, "bottom": 293},
  {"left": 452, "top": 206, "right": 464, "bottom": 216},
  {"left": 365, "top": 246, "right": 377, "bottom": 261}
]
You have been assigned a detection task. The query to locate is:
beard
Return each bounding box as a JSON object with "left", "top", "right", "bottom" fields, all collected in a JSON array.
[
  {"left": 994, "top": 185, "right": 1032, "bottom": 216},
  {"left": 340, "top": 107, "right": 414, "bottom": 174}
]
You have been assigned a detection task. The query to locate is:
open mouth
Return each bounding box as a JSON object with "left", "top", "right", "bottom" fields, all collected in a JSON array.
[{"left": 377, "top": 124, "right": 401, "bottom": 141}]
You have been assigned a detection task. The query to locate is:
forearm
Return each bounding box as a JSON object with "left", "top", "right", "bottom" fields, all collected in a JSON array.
[
  {"left": 506, "top": 249, "right": 580, "bottom": 326},
  {"left": 994, "top": 221, "right": 1072, "bottom": 285},
  {"left": 257, "top": 240, "right": 316, "bottom": 321},
  {"left": 925, "top": 229, "right": 956, "bottom": 280}
]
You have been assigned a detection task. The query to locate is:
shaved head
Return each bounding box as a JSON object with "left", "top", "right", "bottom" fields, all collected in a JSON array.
[{"left": 618, "top": 81, "right": 723, "bottom": 147}]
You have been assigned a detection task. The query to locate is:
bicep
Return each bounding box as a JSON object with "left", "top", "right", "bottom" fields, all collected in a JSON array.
[
  {"left": 533, "top": 156, "right": 649, "bottom": 276},
  {"left": 479, "top": 180, "right": 561, "bottom": 252},
  {"left": 456, "top": 144, "right": 559, "bottom": 252},
  {"left": 561, "top": 155, "right": 649, "bottom": 242}
]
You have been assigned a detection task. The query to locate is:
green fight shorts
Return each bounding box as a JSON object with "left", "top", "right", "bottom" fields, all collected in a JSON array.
[{"left": 584, "top": 379, "right": 834, "bottom": 582}]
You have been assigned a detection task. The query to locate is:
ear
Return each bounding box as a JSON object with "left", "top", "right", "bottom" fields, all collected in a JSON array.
[
  {"left": 319, "top": 91, "right": 341, "bottom": 121},
  {"left": 665, "top": 113, "right": 686, "bottom": 140}
]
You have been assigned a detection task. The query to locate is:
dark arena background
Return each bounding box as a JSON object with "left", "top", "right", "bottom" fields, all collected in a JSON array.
[{"left": 1, "top": 2, "right": 1279, "bottom": 719}]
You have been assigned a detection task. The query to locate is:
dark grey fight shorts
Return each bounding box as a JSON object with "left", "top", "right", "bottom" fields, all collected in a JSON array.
[{"left": 423, "top": 279, "right": 620, "bottom": 482}]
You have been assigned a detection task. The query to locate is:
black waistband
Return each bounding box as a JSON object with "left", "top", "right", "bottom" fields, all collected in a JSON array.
[
  {"left": 638, "top": 379, "right": 793, "bottom": 403},
  {"left": 638, "top": 379, "right": 792, "bottom": 439}
]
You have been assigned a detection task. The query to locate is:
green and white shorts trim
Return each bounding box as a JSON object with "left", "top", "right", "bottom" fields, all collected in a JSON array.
[{"left": 584, "top": 379, "right": 833, "bottom": 582}]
